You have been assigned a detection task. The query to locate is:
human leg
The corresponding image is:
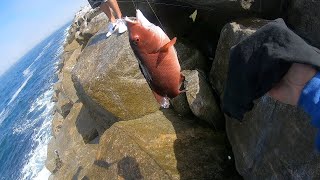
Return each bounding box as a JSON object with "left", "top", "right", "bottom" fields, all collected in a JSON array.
[
  {"left": 105, "top": 0, "right": 127, "bottom": 34},
  {"left": 106, "top": 0, "right": 122, "bottom": 19},
  {"left": 93, "top": 0, "right": 127, "bottom": 37},
  {"left": 99, "top": 1, "right": 116, "bottom": 23}
]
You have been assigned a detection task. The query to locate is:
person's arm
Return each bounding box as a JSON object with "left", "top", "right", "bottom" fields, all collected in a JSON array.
[{"left": 268, "top": 63, "right": 319, "bottom": 151}]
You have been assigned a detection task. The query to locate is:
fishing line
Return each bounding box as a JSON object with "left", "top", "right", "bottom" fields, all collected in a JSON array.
[
  {"left": 145, "top": 0, "right": 165, "bottom": 31},
  {"left": 127, "top": 0, "right": 166, "bottom": 32},
  {"left": 130, "top": 0, "right": 137, "bottom": 10}
]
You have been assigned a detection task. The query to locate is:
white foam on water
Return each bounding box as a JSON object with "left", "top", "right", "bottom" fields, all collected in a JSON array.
[
  {"left": 23, "top": 40, "right": 53, "bottom": 78},
  {"left": 19, "top": 22, "right": 69, "bottom": 180},
  {"left": 19, "top": 88, "right": 55, "bottom": 180},
  {"left": 33, "top": 167, "right": 51, "bottom": 180},
  {"left": 0, "top": 109, "right": 9, "bottom": 126},
  {"left": 52, "top": 28, "right": 69, "bottom": 72},
  {"left": 53, "top": 44, "right": 64, "bottom": 61},
  {"left": 20, "top": 117, "right": 52, "bottom": 180},
  {"left": 28, "top": 89, "right": 53, "bottom": 113},
  {"left": 8, "top": 71, "right": 34, "bottom": 105},
  {"left": 13, "top": 88, "right": 54, "bottom": 135},
  {"left": 23, "top": 68, "right": 31, "bottom": 78}
]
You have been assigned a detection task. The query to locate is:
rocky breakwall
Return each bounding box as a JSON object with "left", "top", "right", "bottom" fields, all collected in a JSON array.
[
  {"left": 46, "top": 6, "right": 108, "bottom": 178},
  {"left": 46, "top": 0, "right": 320, "bottom": 179},
  {"left": 46, "top": 4, "right": 240, "bottom": 180}
]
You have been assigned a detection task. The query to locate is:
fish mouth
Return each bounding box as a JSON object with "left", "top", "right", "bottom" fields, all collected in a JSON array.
[
  {"left": 124, "top": 16, "right": 137, "bottom": 24},
  {"left": 136, "top": 9, "right": 152, "bottom": 27},
  {"left": 124, "top": 10, "right": 153, "bottom": 28}
]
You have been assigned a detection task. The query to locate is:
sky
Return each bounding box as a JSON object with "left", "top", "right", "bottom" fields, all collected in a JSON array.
[{"left": 0, "top": 0, "right": 89, "bottom": 75}]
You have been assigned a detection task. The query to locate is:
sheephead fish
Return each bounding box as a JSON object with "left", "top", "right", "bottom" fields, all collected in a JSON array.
[{"left": 125, "top": 10, "right": 185, "bottom": 108}]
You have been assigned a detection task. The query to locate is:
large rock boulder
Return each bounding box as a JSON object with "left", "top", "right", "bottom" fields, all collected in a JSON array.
[
  {"left": 170, "top": 41, "right": 208, "bottom": 117},
  {"left": 211, "top": 19, "right": 320, "bottom": 179},
  {"left": 77, "top": 12, "right": 108, "bottom": 47},
  {"left": 175, "top": 42, "right": 208, "bottom": 72},
  {"left": 170, "top": 92, "right": 192, "bottom": 116},
  {"left": 81, "top": 110, "right": 240, "bottom": 180},
  {"left": 66, "top": 5, "right": 101, "bottom": 45},
  {"left": 64, "top": 39, "right": 81, "bottom": 53},
  {"left": 46, "top": 103, "right": 99, "bottom": 179},
  {"left": 60, "top": 48, "right": 82, "bottom": 104},
  {"left": 184, "top": 70, "right": 224, "bottom": 130},
  {"left": 210, "top": 18, "right": 269, "bottom": 97},
  {"left": 51, "top": 112, "right": 64, "bottom": 138},
  {"left": 62, "top": 47, "right": 81, "bottom": 74},
  {"left": 82, "top": 13, "right": 108, "bottom": 36},
  {"left": 61, "top": 72, "right": 79, "bottom": 104},
  {"left": 72, "top": 28, "right": 160, "bottom": 121},
  {"left": 227, "top": 96, "right": 320, "bottom": 179},
  {"left": 287, "top": 0, "right": 320, "bottom": 49},
  {"left": 55, "top": 92, "right": 73, "bottom": 118}
]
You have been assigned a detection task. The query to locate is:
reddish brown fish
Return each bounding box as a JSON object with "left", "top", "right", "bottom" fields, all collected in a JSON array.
[{"left": 125, "top": 10, "right": 184, "bottom": 108}]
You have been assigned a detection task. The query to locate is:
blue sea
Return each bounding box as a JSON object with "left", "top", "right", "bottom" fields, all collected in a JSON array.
[{"left": 0, "top": 23, "right": 70, "bottom": 180}]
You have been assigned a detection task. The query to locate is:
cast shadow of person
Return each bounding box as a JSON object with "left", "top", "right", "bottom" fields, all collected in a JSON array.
[
  {"left": 117, "top": 156, "right": 144, "bottom": 180},
  {"left": 82, "top": 156, "right": 143, "bottom": 180},
  {"left": 72, "top": 166, "right": 84, "bottom": 180},
  {"left": 161, "top": 108, "right": 242, "bottom": 180}
]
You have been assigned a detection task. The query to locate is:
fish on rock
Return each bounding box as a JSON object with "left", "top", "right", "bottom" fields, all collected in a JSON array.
[{"left": 125, "top": 10, "right": 185, "bottom": 108}]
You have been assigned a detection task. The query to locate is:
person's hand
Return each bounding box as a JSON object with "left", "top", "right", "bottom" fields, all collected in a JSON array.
[{"left": 268, "top": 63, "right": 317, "bottom": 105}]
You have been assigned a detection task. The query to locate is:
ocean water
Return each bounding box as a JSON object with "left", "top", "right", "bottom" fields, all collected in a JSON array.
[{"left": 0, "top": 23, "right": 70, "bottom": 180}]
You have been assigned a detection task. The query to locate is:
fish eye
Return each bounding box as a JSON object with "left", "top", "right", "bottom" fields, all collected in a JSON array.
[{"left": 131, "top": 36, "right": 140, "bottom": 45}]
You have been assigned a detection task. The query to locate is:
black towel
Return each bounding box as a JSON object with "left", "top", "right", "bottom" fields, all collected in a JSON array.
[{"left": 222, "top": 18, "right": 320, "bottom": 120}]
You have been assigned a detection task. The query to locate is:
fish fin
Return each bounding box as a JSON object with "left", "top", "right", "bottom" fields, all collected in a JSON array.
[
  {"left": 156, "top": 53, "right": 166, "bottom": 67},
  {"left": 159, "top": 37, "right": 177, "bottom": 52},
  {"left": 155, "top": 37, "right": 177, "bottom": 67},
  {"left": 150, "top": 37, "right": 177, "bottom": 54}
]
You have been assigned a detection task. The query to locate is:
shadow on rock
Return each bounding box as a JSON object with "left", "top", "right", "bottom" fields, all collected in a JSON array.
[
  {"left": 86, "top": 32, "right": 108, "bottom": 47},
  {"left": 72, "top": 166, "right": 83, "bottom": 180},
  {"left": 161, "top": 109, "right": 242, "bottom": 180},
  {"left": 117, "top": 156, "right": 144, "bottom": 180},
  {"left": 86, "top": 30, "right": 127, "bottom": 48},
  {"left": 93, "top": 160, "right": 112, "bottom": 169},
  {"left": 75, "top": 105, "right": 100, "bottom": 144}
]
